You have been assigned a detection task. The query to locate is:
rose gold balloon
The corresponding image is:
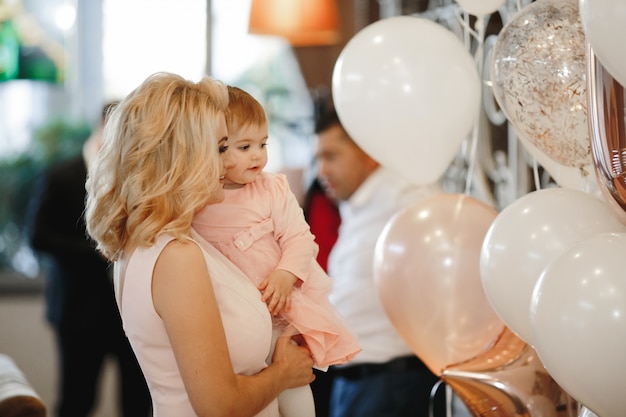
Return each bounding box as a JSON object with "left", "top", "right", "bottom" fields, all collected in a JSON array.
[
  {"left": 374, "top": 193, "right": 504, "bottom": 376},
  {"left": 442, "top": 328, "right": 579, "bottom": 417},
  {"left": 586, "top": 44, "right": 626, "bottom": 225}
]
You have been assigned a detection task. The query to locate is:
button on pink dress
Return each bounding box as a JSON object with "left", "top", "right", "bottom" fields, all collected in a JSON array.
[
  {"left": 115, "top": 233, "right": 278, "bottom": 417},
  {"left": 193, "top": 172, "right": 361, "bottom": 368}
]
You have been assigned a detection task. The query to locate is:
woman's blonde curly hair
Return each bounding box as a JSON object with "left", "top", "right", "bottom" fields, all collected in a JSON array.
[{"left": 85, "top": 72, "right": 228, "bottom": 261}]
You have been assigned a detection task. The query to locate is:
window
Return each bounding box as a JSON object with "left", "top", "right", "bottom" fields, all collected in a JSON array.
[
  {"left": 212, "top": 0, "right": 314, "bottom": 173},
  {"left": 0, "top": 0, "right": 314, "bottom": 288},
  {"left": 102, "top": 0, "right": 207, "bottom": 100}
]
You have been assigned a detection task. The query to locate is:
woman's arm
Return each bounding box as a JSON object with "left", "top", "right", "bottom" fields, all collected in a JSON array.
[{"left": 152, "top": 239, "right": 314, "bottom": 417}]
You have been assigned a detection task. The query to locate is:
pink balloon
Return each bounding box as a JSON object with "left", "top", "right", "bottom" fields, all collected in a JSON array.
[{"left": 374, "top": 193, "right": 504, "bottom": 375}]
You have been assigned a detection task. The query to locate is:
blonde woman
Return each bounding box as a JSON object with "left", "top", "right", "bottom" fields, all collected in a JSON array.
[{"left": 85, "top": 72, "right": 314, "bottom": 417}]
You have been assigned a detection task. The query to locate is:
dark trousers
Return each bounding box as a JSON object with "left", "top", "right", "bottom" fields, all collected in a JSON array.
[
  {"left": 329, "top": 356, "right": 445, "bottom": 417},
  {"left": 55, "top": 322, "right": 151, "bottom": 417}
]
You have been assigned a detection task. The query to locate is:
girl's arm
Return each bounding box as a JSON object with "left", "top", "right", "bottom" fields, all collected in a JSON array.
[
  {"left": 153, "top": 239, "right": 314, "bottom": 417},
  {"left": 272, "top": 174, "right": 319, "bottom": 281}
]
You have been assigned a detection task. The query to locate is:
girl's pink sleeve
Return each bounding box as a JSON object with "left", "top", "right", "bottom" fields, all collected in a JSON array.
[{"left": 270, "top": 173, "right": 318, "bottom": 283}]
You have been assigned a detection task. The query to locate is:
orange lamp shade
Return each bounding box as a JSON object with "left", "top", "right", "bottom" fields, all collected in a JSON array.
[{"left": 248, "top": 0, "right": 340, "bottom": 46}]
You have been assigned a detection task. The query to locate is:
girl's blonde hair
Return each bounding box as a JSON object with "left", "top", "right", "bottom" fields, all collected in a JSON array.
[
  {"left": 85, "top": 72, "right": 228, "bottom": 260},
  {"left": 225, "top": 86, "right": 267, "bottom": 130}
]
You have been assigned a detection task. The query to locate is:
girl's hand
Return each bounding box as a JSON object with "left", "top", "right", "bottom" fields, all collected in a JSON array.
[{"left": 258, "top": 269, "right": 298, "bottom": 315}]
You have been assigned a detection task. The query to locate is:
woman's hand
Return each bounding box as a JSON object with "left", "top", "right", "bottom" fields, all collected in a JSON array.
[{"left": 270, "top": 328, "right": 315, "bottom": 389}]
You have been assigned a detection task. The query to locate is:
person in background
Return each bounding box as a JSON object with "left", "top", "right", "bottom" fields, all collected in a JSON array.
[
  {"left": 85, "top": 72, "right": 315, "bottom": 416},
  {"left": 314, "top": 108, "right": 445, "bottom": 417},
  {"left": 25, "top": 102, "right": 151, "bottom": 417},
  {"left": 302, "top": 177, "right": 340, "bottom": 273},
  {"left": 192, "top": 86, "right": 360, "bottom": 417}
]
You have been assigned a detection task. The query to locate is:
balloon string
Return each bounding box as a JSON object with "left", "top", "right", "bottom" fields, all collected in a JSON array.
[
  {"left": 463, "top": 14, "right": 487, "bottom": 196},
  {"left": 464, "top": 124, "right": 480, "bottom": 195},
  {"left": 463, "top": 10, "right": 470, "bottom": 51},
  {"left": 532, "top": 158, "right": 541, "bottom": 190}
]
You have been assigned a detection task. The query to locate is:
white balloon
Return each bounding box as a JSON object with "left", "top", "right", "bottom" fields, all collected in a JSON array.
[
  {"left": 480, "top": 188, "right": 626, "bottom": 343},
  {"left": 579, "top": 407, "right": 600, "bottom": 417},
  {"left": 522, "top": 138, "right": 599, "bottom": 195},
  {"left": 332, "top": 16, "right": 479, "bottom": 186},
  {"left": 531, "top": 232, "right": 626, "bottom": 417},
  {"left": 580, "top": 0, "right": 626, "bottom": 87},
  {"left": 456, "top": 0, "right": 505, "bottom": 16}
]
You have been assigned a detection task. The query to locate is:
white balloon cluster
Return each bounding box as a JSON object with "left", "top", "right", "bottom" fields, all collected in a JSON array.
[
  {"left": 480, "top": 188, "right": 626, "bottom": 344},
  {"left": 483, "top": 1, "right": 626, "bottom": 416}
]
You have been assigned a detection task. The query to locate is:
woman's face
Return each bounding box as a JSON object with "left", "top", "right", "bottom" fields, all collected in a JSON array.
[
  {"left": 212, "top": 113, "right": 232, "bottom": 203},
  {"left": 206, "top": 114, "right": 233, "bottom": 204}
]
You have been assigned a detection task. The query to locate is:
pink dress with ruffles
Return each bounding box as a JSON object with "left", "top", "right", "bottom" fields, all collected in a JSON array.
[{"left": 192, "top": 172, "right": 360, "bottom": 368}]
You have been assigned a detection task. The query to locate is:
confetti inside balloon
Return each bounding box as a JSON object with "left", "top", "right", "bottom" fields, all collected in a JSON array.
[{"left": 491, "top": 0, "right": 590, "bottom": 169}]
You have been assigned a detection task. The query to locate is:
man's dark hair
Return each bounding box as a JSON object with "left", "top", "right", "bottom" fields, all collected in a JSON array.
[{"left": 314, "top": 107, "right": 342, "bottom": 135}]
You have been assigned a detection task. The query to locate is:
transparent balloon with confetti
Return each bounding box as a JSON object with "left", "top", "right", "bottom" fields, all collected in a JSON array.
[{"left": 491, "top": 0, "right": 591, "bottom": 174}]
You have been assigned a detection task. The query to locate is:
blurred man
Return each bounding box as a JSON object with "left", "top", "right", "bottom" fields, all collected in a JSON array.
[{"left": 314, "top": 109, "right": 443, "bottom": 417}]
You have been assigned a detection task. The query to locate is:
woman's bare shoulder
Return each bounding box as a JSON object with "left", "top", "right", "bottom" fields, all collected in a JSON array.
[{"left": 156, "top": 238, "right": 206, "bottom": 277}]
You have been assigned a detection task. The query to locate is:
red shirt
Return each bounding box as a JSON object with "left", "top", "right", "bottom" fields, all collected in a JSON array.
[{"left": 304, "top": 183, "right": 340, "bottom": 272}]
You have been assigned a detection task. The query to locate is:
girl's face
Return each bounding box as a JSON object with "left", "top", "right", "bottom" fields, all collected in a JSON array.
[{"left": 223, "top": 122, "right": 268, "bottom": 189}]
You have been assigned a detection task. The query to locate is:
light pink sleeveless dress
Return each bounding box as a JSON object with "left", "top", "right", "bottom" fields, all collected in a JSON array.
[
  {"left": 193, "top": 172, "right": 361, "bottom": 368},
  {"left": 114, "top": 233, "right": 278, "bottom": 417}
]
